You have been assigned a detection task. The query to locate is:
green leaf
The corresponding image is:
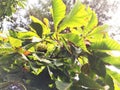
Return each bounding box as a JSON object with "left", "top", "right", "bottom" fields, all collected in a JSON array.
[
  {"left": 103, "top": 56, "right": 120, "bottom": 69},
  {"left": 0, "top": 53, "right": 18, "bottom": 65},
  {"left": 30, "top": 22, "right": 43, "bottom": 38},
  {"left": 59, "top": 0, "right": 92, "bottom": 32},
  {"left": 24, "top": 42, "right": 38, "bottom": 50},
  {"left": 52, "top": 0, "right": 66, "bottom": 31},
  {"left": 31, "top": 66, "right": 46, "bottom": 75},
  {"left": 0, "top": 47, "right": 14, "bottom": 54},
  {"left": 17, "top": 31, "right": 38, "bottom": 39},
  {"left": 30, "top": 16, "right": 50, "bottom": 36},
  {"left": 89, "top": 25, "right": 108, "bottom": 36},
  {"left": 9, "top": 30, "right": 18, "bottom": 38},
  {"left": 87, "top": 25, "right": 108, "bottom": 39},
  {"left": 88, "top": 54, "right": 106, "bottom": 77},
  {"left": 9, "top": 37, "right": 22, "bottom": 48},
  {"left": 55, "top": 81, "right": 72, "bottom": 90},
  {"left": 107, "top": 69, "right": 120, "bottom": 88},
  {"left": 90, "top": 38, "right": 120, "bottom": 51},
  {"left": 72, "top": 73, "right": 102, "bottom": 89},
  {"left": 61, "top": 33, "right": 88, "bottom": 52},
  {"left": 105, "top": 74, "right": 114, "bottom": 90}
]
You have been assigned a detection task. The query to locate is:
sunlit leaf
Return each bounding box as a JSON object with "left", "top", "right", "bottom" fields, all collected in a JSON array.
[
  {"left": 89, "top": 25, "right": 108, "bottom": 36},
  {"left": 59, "top": 0, "right": 92, "bottom": 32},
  {"left": 87, "top": 11, "right": 98, "bottom": 30},
  {"left": 0, "top": 47, "right": 14, "bottom": 54},
  {"left": 105, "top": 74, "right": 114, "bottom": 90},
  {"left": 9, "top": 37, "right": 22, "bottom": 48},
  {"left": 52, "top": 0, "right": 66, "bottom": 31},
  {"left": 103, "top": 56, "right": 120, "bottom": 69},
  {"left": 90, "top": 38, "right": 120, "bottom": 51},
  {"left": 17, "top": 31, "right": 38, "bottom": 39},
  {"left": 31, "top": 66, "right": 46, "bottom": 75}
]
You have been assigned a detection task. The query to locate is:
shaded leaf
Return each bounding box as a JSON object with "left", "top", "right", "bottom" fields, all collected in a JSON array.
[
  {"left": 24, "top": 42, "right": 38, "bottom": 50},
  {"left": 88, "top": 54, "right": 106, "bottom": 77},
  {"left": 81, "top": 63, "right": 90, "bottom": 74},
  {"left": 30, "top": 22, "right": 43, "bottom": 38},
  {"left": 105, "top": 74, "right": 114, "bottom": 90},
  {"left": 9, "top": 30, "right": 18, "bottom": 38},
  {"left": 0, "top": 53, "right": 18, "bottom": 65},
  {"left": 72, "top": 73, "right": 102, "bottom": 89}
]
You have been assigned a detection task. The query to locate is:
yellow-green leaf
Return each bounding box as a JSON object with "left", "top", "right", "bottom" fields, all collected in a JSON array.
[
  {"left": 52, "top": 0, "right": 66, "bottom": 31},
  {"left": 59, "top": 0, "right": 92, "bottom": 32},
  {"left": 9, "top": 37, "right": 22, "bottom": 48},
  {"left": 87, "top": 11, "right": 98, "bottom": 30}
]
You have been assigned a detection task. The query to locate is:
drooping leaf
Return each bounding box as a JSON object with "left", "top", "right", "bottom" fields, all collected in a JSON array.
[
  {"left": 105, "top": 74, "right": 114, "bottom": 90},
  {"left": 107, "top": 69, "right": 120, "bottom": 88},
  {"left": 55, "top": 81, "right": 72, "bottom": 90},
  {"left": 9, "top": 37, "right": 22, "bottom": 48},
  {"left": 88, "top": 54, "right": 106, "bottom": 77},
  {"left": 52, "top": 0, "right": 66, "bottom": 31},
  {"left": 59, "top": 0, "right": 92, "bottom": 32}
]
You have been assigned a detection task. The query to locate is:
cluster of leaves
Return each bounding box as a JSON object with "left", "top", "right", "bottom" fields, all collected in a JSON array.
[
  {"left": 0, "top": 0, "right": 120, "bottom": 90},
  {"left": 0, "top": 0, "right": 26, "bottom": 18}
]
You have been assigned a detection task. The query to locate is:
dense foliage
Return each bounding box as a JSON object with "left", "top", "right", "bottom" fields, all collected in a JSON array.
[{"left": 0, "top": 0, "right": 120, "bottom": 90}]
